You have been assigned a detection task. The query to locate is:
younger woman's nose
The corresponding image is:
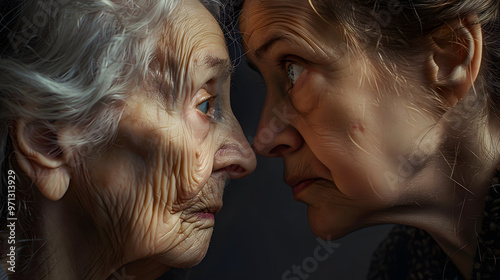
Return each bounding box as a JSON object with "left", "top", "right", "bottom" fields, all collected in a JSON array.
[{"left": 253, "top": 100, "right": 303, "bottom": 158}]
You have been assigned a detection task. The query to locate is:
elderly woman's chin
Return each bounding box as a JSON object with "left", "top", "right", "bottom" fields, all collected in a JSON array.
[
  {"left": 163, "top": 218, "right": 221, "bottom": 268},
  {"left": 152, "top": 226, "right": 214, "bottom": 268}
]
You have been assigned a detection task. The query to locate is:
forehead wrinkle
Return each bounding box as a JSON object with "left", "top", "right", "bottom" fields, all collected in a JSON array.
[
  {"left": 152, "top": 15, "right": 218, "bottom": 106},
  {"left": 183, "top": 16, "right": 227, "bottom": 85},
  {"left": 245, "top": 0, "right": 322, "bottom": 30},
  {"left": 251, "top": 26, "right": 330, "bottom": 63},
  {"left": 245, "top": 4, "right": 340, "bottom": 65},
  {"left": 247, "top": 1, "right": 358, "bottom": 54},
  {"left": 254, "top": 33, "right": 288, "bottom": 60},
  {"left": 150, "top": 18, "right": 193, "bottom": 102}
]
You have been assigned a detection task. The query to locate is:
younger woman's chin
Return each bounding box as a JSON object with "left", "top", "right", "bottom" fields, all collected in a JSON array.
[{"left": 306, "top": 205, "right": 365, "bottom": 240}]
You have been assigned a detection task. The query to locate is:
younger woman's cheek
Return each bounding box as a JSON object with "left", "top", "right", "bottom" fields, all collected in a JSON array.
[{"left": 291, "top": 72, "right": 332, "bottom": 115}]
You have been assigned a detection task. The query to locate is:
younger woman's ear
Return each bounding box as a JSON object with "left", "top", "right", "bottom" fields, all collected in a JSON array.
[
  {"left": 427, "top": 15, "right": 483, "bottom": 106},
  {"left": 11, "top": 119, "right": 72, "bottom": 201}
]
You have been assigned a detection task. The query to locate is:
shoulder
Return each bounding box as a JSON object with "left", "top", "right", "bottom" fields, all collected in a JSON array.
[{"left": 368, "top": 225, "right": 462, "bottom": 280}]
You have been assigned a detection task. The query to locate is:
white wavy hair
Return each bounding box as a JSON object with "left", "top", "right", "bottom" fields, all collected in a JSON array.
[{"left": 0, "top": 0, "right": 222, "bottom": 176}]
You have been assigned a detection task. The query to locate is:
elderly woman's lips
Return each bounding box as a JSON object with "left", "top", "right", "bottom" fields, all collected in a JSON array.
[
  {"left": 195, "top": 208, "right": 220, "bottom": 220},
  {"left": 195, "top": 212, "right": 215, "bottom": 220},
  {"left": 291, "top": 179, "right": 318, "bottom": 197}
]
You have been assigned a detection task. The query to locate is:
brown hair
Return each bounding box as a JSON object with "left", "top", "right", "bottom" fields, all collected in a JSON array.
[{"left": 311, "top": 0, "right": 500, "bottom": 120}]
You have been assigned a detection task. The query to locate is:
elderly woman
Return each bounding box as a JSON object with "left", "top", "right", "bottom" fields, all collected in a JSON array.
[
  {"left": 0, "top": 0, "right": 256, "bottom": 278},
  {"left": 240, "top": 0, "right": 499, "bottom": 279}
]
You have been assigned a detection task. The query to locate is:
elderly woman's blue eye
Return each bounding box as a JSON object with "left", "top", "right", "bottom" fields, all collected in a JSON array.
[
  {"left": 197, "top": 100, "right": 210, "bottom": 114},
  {"left": 286, "top": 62, "right": 304, "bottom": 85}
]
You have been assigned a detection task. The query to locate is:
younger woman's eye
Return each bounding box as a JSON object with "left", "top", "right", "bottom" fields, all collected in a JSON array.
[{"left": 286, "top": 62, "right": 304, "bottom": 85}]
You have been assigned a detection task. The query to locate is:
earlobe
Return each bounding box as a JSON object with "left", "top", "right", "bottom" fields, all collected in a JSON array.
[
  {"left": 11, "top": 119, "right": 71, "bottom": 201},
  {"left": 428, "top": 15, "right": 483, "bottom": 106}
]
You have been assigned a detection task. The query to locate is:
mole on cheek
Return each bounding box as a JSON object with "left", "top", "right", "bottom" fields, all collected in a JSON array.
[{"left": 352, "top": 123, "right": 365, "bottom": 133}]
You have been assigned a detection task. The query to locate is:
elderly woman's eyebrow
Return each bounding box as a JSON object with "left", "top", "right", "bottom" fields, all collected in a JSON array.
[{"left": 203, "top": 55, "right": 233, "bottom": 79}]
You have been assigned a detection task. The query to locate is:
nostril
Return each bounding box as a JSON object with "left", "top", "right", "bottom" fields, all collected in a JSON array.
[
  {"left": 269, "top": 144, "right": 291, "bottom": 157},
  {"left": 225, "top": 164, "right": 245, "bottom": 174},
  {"left": 222, "top": 164, "right": 250, "bottom": 179}
]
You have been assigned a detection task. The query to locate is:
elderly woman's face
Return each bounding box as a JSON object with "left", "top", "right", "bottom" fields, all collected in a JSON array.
[
  {"left": 68, "top": 0, "right": 255, "bottom": 268},
  {"left": 241, "top": 0, "right": 440, "bottom": 238}
]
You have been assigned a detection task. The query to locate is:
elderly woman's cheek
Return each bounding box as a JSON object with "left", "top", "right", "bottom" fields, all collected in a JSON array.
[
  {"left": 185, "top": 110, "right": 210, "bottom": 142},
  {"left": 179, "top": 111, "right": 214, "bottom": 191}
]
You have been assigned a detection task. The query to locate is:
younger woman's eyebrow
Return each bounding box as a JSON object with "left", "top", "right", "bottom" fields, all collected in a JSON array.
[{"left": 254, "top": 33, "right": 290, "bottom": 60}]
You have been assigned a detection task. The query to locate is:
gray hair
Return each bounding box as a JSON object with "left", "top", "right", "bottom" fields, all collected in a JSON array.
[
  {"left": 0, "top": 0, "right": 241, "bottom": 180},
  {"left": 0, "top": 0, "right": 180, "bottom": 168},
  {"left": 0, "top": 0, "right": 227, "bottom": 167},
  {"left": 0, "top": 0, "right": 226, "bottom": 272}
]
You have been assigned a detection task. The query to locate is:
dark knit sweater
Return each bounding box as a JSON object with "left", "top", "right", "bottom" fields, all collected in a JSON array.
[{"left": 368, "top": 178, "right": 500, "bottom": 280}]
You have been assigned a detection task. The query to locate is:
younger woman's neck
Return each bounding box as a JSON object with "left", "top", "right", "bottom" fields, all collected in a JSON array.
[{"left": 391, "top": 123, "right": 500, "bottom": 279}]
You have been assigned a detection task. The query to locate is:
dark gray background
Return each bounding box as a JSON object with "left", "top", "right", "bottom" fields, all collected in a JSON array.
[{"left": 161, "top": 50, "right": 393, "bottom": 280}]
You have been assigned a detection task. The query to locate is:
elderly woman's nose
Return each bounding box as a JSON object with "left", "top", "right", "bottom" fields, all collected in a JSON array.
[
  {"left": 253, "top": 99, "right": 303, "bottom": 158},
  {"left": 214, "top": 120, "right": 256, "bottom": 179}
]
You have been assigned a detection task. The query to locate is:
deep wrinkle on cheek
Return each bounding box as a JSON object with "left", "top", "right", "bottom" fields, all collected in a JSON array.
[
  {"left": 82, "top": 116, "right": 187, "bottom": 256},
  {"left": 174, "top": 119, "right": 214, "bottom": 198},
  {"left": 160, "top": 134, "right": 200, "bottom": 211},
  {"left": 187, "top": 109, "right": 211, "bottom": 142},
  {"left": 161, "top": 88, "right": 218, "bottom": 211},
  {"left": 112, "top": 95, "right": 198, "bottom": 215}
]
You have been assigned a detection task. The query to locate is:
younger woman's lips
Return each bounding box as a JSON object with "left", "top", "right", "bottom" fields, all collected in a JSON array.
[{"left": 292, "top": 179, "right": 317, "bottom": 197}]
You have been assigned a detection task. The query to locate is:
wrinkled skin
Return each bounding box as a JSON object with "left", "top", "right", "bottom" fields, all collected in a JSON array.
[
  {"left": 240, "top": 0, "right": 442, "bottom": 239},
  {"left": 23, "top": 0, "right": 256, "bottom": 279},
  {"left": 239, "top": 2, "right": 497, "bottom": 273}
]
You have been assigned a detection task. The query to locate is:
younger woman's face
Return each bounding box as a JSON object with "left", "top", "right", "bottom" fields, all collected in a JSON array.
[{"left": 240, "top": 0, "right": 443, "bottom": 239}]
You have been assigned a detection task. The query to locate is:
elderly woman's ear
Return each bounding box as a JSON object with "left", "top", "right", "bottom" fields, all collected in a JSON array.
[
  {"left": 428, "top": 15, "right": 483, "bottom": 106},
  {"left": 11, "top": 119, "right": 72, "bottom": 201}
]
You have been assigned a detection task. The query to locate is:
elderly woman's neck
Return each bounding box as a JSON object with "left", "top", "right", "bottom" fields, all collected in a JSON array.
[
  {"left": 28, "top": 196, "right": 171, "bottom": 280},
  {"left": 21, "top": 197, "right": 117, "bottom": 280}
]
